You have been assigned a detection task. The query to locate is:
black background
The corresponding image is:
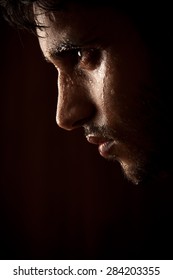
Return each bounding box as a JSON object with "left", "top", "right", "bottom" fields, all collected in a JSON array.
[{"left": 1, "top": 13, "right": 173, "bottom": 260}]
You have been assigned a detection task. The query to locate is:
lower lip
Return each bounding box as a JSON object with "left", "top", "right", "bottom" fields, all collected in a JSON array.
[{"left": 98, "top": 141, "right": 116, "bottom": 158}]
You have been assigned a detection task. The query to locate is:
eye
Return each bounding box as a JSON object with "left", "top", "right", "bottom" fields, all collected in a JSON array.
[
  {"left": 77, "top": 48, "right": 101, "bottom": 70},
  {"left": 51, "top": 47, "right": 101, "bottom": 71}
]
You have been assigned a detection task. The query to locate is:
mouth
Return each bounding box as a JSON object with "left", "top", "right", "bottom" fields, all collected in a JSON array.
[{"left": 86, "top": 135, "right": 116, "bottom": 159}]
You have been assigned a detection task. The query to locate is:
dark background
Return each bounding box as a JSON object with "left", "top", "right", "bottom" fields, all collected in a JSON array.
[{"left": 1, "top": 14, "right": 172, "bottom": 260}]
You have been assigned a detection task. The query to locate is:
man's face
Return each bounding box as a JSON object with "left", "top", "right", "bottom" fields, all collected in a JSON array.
[{"left": 36, "top": 4, "right": 163, "bottom": 184}]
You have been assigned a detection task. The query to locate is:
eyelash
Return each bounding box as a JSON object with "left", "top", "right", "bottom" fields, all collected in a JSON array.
[{"left": 54, "top": 47, "right": 101, "bottom": 70}]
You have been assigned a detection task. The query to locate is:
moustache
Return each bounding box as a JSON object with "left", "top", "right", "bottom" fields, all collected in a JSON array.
[{"left": 84, "top": 125, "right": 116, "bottom": 140}]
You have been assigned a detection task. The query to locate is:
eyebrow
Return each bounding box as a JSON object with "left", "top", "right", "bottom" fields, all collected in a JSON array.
[
  {"left": 43, "top": 41, "right": 82, "bottom": 63},
  {"left": 43, "top": 37, "right": 100, "bottom": 63},
  {"left": 52, "top": 42, "right": 81, "bottom": 57}
]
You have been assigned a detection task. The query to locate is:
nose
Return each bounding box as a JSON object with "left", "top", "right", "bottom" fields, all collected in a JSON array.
[{"left": 56, "top": 71, "right": 95, "bottom": 130}]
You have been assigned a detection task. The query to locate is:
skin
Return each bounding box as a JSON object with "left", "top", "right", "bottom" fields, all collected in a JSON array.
[{"left": 35, "top": 3, "right": 167, "bottom": 185}]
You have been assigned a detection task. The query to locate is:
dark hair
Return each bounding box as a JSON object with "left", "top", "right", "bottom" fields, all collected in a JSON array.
[
  {"left": 0, "top": 0, "right": 119, "bottom": 32},
  {"left": 0, "top": 0, "right": 67, "bottom": 32},
  {"left": 0, "top": 0, "right": 167, "bottom": 34}
]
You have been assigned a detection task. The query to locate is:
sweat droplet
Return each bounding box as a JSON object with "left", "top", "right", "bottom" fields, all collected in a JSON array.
[{"left": 111, "top": 89, "right": 115, "bottom": 95}]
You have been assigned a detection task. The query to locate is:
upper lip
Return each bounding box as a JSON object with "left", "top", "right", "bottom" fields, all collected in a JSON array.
[{"left": 86, "top": 135, "right": 110, "bottom": 145}]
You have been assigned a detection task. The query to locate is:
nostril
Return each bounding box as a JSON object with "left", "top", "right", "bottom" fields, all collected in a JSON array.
[
  {"left": 72, "top": 106, "right": 96, "bottom": 129},
  {"left": 72, "top": 117, "right": 92, "bottom": 128}
]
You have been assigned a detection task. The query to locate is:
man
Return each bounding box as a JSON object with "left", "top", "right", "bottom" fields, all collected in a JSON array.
[
  {"left": 1, "top": 0, "right": 173, "bottom": 187},
  {"left": 1, "top": 0, "right": 173, "bottom": 258}
]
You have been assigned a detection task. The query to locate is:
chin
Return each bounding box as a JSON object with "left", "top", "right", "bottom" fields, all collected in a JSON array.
[
  {"left": 119, "top": 155, "right": 162, "bottom": 186},
  {"left": 118, "top": 156, "right": 151, "bottom": 185},
  {"left": 119, "top": 162, "right": 142, "bottom": 185}
]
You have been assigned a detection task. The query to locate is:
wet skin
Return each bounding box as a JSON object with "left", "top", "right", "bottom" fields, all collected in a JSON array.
[{"left": 35, "top": 4, "right": 165, "bottom": 185}]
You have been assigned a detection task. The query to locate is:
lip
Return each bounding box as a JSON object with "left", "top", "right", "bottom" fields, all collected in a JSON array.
[
  {"left": 86, "top": 135, "right": 115, "bottom": 158},
  {"left": 86, "top": 135, "right": 107, "bottom": 145}
]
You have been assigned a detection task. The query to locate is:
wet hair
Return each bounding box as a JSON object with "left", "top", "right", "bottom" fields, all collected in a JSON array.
[
  {"left": 0, "top": 0, "right": 66, "bottom": 32},
  {"left": 0, "top": 0, "right": 118, "bottom": 33},
  {"left": 0, "top": 0, "right": 170, "bottom": 34}
]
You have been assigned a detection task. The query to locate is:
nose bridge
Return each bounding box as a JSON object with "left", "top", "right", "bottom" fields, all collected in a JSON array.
[{"left": 56, "top": 71, "right": 95, "bottom": 130}]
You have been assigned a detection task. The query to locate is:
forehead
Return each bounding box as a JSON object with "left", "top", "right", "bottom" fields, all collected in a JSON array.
[
  {"left": 35, "top": 4, "right": 137, "bottom": 59},
  {"left": 35, "top": 4, "right": 130, "bottom": 44}
]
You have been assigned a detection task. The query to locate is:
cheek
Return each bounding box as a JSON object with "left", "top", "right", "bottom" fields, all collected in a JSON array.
[
  {"left": 90, "top": 62, "right": 107, "bottom": 97},
  {"left": 85, "top": 58, "right": 120, "bottom": 120},
  {"left": 83, "top": 59, "right": 121, "bottom": 126},
  {"left": 98, "top": 63, "right": 122, "bottom": 124}
]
